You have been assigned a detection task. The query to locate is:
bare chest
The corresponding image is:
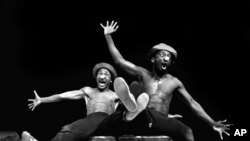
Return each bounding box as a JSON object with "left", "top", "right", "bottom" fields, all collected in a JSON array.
[
  {"left": 86, "top": 92, "right": 116, "bottom": 115},
  {"left": 145, "top": 79, "right": 176, "bottom": 100},
  {"left": 89, "top": 92, "right": 116, "bottom": 103}
]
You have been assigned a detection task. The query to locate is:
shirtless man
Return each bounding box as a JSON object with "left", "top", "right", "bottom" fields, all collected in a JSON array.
[
  {"left": 100, "top": 21, "right": 231, "bottom": 141},
  {"left": 26, "top": 62, "right": 143, "bottom": 141}
]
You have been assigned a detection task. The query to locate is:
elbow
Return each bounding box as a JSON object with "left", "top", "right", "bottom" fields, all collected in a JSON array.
[
  {"left": 114, "top": 59, "right": 120, "bottom": 65},
  {"left": 59, "top": 94, "right": 66, "bottom": 100},
  {"left": 115, "top": 58, "right": 125, "bottom": 66}
]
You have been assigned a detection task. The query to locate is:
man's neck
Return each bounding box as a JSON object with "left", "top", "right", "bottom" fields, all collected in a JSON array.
[
  {"left": 152, "top": 68, "right": 167, "bottom": 80},
  {"left": 97, "top": 87, "right": 110, "bottom": 92}
]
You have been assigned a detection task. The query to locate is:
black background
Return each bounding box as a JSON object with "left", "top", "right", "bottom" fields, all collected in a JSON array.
[{"left": 2, "top": 1, "right": 249, "bottom": 141}]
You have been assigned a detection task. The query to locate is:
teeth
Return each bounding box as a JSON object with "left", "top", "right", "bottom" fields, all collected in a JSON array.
[
  {"left": 162, "top": 63, "right": 166, "bottom": 69},
  {"left": 99, "top": 83, "right": 105, "bottom": 87}
]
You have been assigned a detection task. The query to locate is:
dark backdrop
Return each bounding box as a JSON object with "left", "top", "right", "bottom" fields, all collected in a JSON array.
[{"left": 2, "top": 1, "right": 249, "bottom": 141}]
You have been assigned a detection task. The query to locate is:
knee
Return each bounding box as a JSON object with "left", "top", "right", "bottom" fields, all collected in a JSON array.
[
  {"left": 184, "top": 127, "right": 194, "bottom": 141},
  {"left": 61, "top": 125, "right": 71, "bottom": 132}
]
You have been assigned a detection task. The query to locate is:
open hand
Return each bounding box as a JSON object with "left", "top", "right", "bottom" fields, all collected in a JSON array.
[
  {"left": 212, "top": 119, "right": 232, "bottom": 140},
  {"left": 100, "top": 21, "right": 119, "bottom": 35},
  {"left": 28, "top": 90, "right": 42, "bottom": 111}
]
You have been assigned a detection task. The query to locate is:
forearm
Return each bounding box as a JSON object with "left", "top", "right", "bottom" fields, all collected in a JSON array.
[
  {"left": 40, "top": 94, "right": 63, "bottom": 104},
  {"left": 191, "top": 101, "right": 215, "bottom": 127},
  {"left": 104, "top": 34, "right": 124, "bottom": 64}
]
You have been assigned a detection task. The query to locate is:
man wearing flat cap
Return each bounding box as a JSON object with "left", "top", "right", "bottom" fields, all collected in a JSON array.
[
  {"left": 26, "top": 62, "right": 148, "bottom": 141},
  {"left": 100, "top": 21, "right": 231, "bottom": 141}
]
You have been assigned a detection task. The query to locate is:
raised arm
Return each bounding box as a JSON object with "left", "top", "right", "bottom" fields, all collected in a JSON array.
[
  {"left": 175, "top": 78, "right": 231, "bottom": 140},
  {"left": 100, "top": 21, "right": 142, "bottom": 77},
  {"left": 28, "top": 89, "right": 85, "bottom": 111}
]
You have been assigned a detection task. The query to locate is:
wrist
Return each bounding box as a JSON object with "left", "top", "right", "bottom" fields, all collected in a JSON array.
[
  {"left": 105, "top": 34, "right": 111, "bottom": 36},
  {"left": 210, "top": 121, "right": 216, "bottom": 128},
  {"left": 39, "top": 98, "right": 44, "bottom": 103}
]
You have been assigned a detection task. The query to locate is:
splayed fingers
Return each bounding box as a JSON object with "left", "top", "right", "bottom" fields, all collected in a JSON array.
[{"left": 100, "top": 20, "right": 119, "bottom": 35}]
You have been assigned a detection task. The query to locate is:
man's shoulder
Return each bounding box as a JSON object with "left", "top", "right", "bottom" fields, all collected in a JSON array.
[
  {"left": 107, "top": 90, "right": 118, "bottom": 99},
  {"left": 166, "top": 74, "right": 175, "bottom": 79},
  {"left": 165, "top": 74, "right": 183, "bottom": 86},
  {"left": 80, "top": 86, "right": 96, "bottom": 93},
  {"left": 138, "top": 66, "right": 150, "bottom": 73},
  {"left": 140, "top": 67, "right": 153, "bottom": 78},
  {"left": 165, "top": 74, "right": 181, "bottom": 82},
  {"left": 106, "top": 89, "right": 116, "bottom": 95}
]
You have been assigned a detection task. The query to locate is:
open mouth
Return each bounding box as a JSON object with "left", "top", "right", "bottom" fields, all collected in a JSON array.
[
  {"left": 161, "top": 63, "right": 167, "bottom": 69},
  {"left": 98, "top": 80, "right": 106, "bottom": 87}
]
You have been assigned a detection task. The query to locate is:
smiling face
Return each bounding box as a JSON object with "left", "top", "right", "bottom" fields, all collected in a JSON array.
[
  {"left": 96, "top": 68, "right": 112, "bottom": 90},
  {"left": 152, "top": 50, "right": 173, "bottom": 71}
]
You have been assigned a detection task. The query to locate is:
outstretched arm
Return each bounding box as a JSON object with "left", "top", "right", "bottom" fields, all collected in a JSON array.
[
  {"left": 175, "top": 78, "right": 231, "bottom": 140},
  {"left": 28, "top": 89, "right": 84, "bottom": 111},
  {"left": 100, "top": 21, "right": 142, "bottom": 77}
]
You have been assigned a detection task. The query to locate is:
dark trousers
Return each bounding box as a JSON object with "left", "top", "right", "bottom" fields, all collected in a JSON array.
[
  {"left": 146, "top": 108, "right": 194, "bottom": 141},
  {"left": 94, "top": 104, "right": 127, "bottom": 137},
  {"left": 51, "top": 112, "right": 109, "bottom": 141},
  {"left": 96, "top": 107, "right": 194, "bottom": 141}
]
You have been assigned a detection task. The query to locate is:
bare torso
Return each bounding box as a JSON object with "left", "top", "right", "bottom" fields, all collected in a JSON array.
[
  {"left": 83, "top": 87, "right": 118, "bottom": 115},
  {"left": 141, "top": 72, "right": 179, "bottom": 116}
]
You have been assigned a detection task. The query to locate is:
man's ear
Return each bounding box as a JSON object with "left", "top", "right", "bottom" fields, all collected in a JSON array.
[{"left": 151, "top": 57, "right": 155, "bottom": 63}]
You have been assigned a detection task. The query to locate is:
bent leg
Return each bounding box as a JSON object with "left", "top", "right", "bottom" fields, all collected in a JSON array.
[
  {"left": 95, "top": 105, "right": 128, "bottom": 137},
  {"left": 51, "top": 130, "right": 75, "bottom": 141},
  {"left": 51, "top": 112, "right": 109, "bottom": 141}
]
